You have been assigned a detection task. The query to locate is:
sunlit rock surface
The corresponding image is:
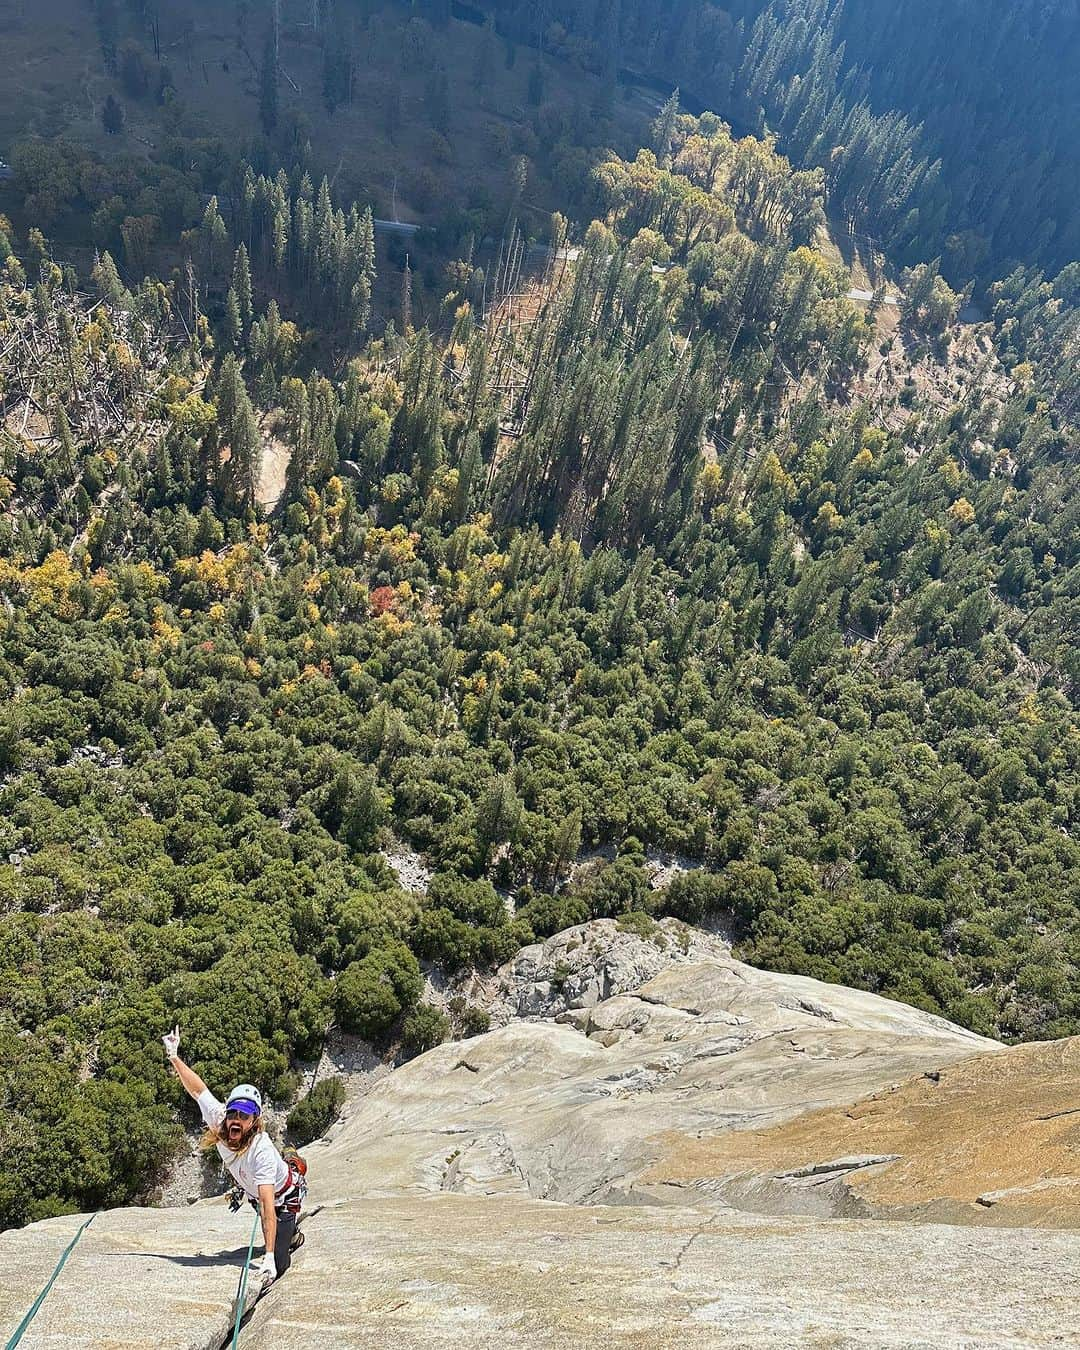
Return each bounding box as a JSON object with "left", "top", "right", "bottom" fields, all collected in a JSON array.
[{"left": 2, "top": 921, "right": 1077, "bottom": 1348}]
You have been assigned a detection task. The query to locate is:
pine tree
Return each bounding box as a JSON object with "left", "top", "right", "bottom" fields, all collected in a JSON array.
[
  {"left": 224, "top": 287, "right": 243, "bottom": 351},
  {"left": 475, "top": 776, "right": 522, "bottom": 862},
  {"left": 272, "top": 193, "right": 289, "bottom": 271},
  {"left": 92, "top": 251, "right": 128, "bottom": 307},
  {"left": 237, "top": 164, "right": 257, "bottom": 248},
  {"left": 281, "top": 376, "right": 310, "bottom": 496},
  {"left": 200, "top": 196, "right": 228, "bottom": 275},
  {"left": 293, "top": 196, "right": 313, "bottom": 288},
  {"left": 347, "top": 207, "right": 376, "bottom": 333},
  {"left": 401, "top": 256, "right": 412, "bottom": 333},
  {"left": 652, "top": 88, "right": 680, "bottom": 163},
  {"left": 314, "top": 177, "right": 334, "bottom": 283},
  {"left": 305, "top": 371, "right": 339, "bottom": 482},
  {"left": 527, "top": 61, "right": 544, "bottom": 107},
  {"left": 551, "top": 808, "right": 583, "bottom": 884},
  {"left": 232, "top": 244, "right": 253, "bottom": 334},
  {"left": 52, "top": 403, "right": 76, "bottom": 480},
  {"left": 215, "top": 354, "right": 261, "bottom": 508},
  {"left": 505, "top": 156, "right": 528, "bottom": 234},
  {"left": 57, "top": 310, "right": 77, "bottom": 394},
  {"left": 454, "top": 434, "right": 482, "bottom": 521},
  {"left": 72, "top": 484, "right": 92, "bottom": 523},
  {"left": 102, "top": 94, "right": 125, "bottom": 135}
]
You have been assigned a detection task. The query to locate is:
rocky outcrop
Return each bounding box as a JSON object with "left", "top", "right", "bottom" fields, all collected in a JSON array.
[
  {"left": 325, "top": 921, "right": 998, "bottom": 1211},
  {"left": 646, "top": 1033, "right": 1080, "bottom": 1227},
  {"left": 2, "top": 920, "right": 1078, "bottom": 1348}
]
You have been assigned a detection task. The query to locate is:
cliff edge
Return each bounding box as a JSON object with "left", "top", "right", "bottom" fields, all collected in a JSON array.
[{"left": 2, "top": 921, "right": 1077, "bottom": 1348}]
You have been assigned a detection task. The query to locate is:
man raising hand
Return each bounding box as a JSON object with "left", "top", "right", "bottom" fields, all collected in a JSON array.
[{"left": 163, "top": 1025, "right": 306, "bottom": 1285}]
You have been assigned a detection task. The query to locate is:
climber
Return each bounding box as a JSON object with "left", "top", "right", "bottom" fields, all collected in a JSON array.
[{"left": 162, "top": 1025, "right": 306, "bottom": 1287}]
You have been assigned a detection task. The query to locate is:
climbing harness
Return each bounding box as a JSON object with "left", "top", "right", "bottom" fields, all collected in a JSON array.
[
  {"left": 4, "top": 1211, "right": 98, "bottom": 1350},
  {"left": 232, "top": 1150, "right": 308, "bottom": 1218},
  {"left": 276, "top": 1150, "right": 309, "bottom": 1215},
  {"left": 229, "top": 1209, "right": 261, "bottom": 1350}
]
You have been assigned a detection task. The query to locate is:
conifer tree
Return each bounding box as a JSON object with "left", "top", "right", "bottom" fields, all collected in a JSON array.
[
  {"left": 281, "top": 376, "right": 310, "bottom": 495},
  {"left": 402, "top": 256, "right": 412, "bottom": 333},
  {"left": 475, "top": 776, "right": 523, "bottom": 863},
  {"left": 237, "top": 165, "right": 257, "bottom": 249},
  {"left": 505, "top": 157, "right": 528, "bottom": 234},
  {"left": 272, "top": 191, "right": 289, "bottom": 271},
  {"left": 52, "top": 403, "right": 76, "bottom": 480},
  {"left": 92, "top": 251, "right": 128, "bottom": 307},
  {"left": 200, "top": 196, "right": 228, "bottom": 276},
  {"left": 453, "top": 434, "right": 482, "bottom": 521},
  {"left": 102, "top": 94, "right": 124, "bottom": 135},
  {"left": 652, "top": 88, "right": 680, "bottom": 164},
  {"left": 215, "top": 353, "right": 261, "bottom": 509},
  {"left": 552, "top": 808, "right": 583, "bottom": 884},
  {"left": 348, "top": 207, "right": 376, "bottom": 333},
  {"left": 232, "top": 244, "right": 253, "bottom": 335},
  {"left": 223, "top": 287, "right": 243, "bottom": 351}
]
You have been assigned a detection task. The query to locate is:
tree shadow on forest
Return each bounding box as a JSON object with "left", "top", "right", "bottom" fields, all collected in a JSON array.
[{"left": 824, "top": 212, "right": 887, "bottom": 289}]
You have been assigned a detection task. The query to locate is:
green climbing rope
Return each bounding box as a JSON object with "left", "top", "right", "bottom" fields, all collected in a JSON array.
[
  {"left": 5, "top": 1203, "right": 265, "bottom": 1349},
  {"left": 229, "top": 1208, "right": 261, "bottom": 1349},
  {"left": 4, "top": 1211, "right": 98, "bottom": 1350}
]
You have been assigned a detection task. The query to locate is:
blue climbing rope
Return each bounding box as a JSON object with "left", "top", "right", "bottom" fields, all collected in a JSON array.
[
  {"left": 4, "top": 1211, "right": 98, "bottom": 1349},
  {"left": 229, "top": 1208, "right": 261, "bottom": 1349}
]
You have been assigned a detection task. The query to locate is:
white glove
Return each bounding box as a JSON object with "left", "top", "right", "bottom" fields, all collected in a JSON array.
[
  {"left": 162, "top": 1024, "right": 180, "bottom": 1060},
  {"left": 254, "top": 1253, "right": 277, "bottom": 1285}
]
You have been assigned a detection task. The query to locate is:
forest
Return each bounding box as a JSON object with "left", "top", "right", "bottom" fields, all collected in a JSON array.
[
  {"left": 0, "top": 0, "right": 1077, "bottom": 1233},
  {"left": 483, "top": 0, "right": 1080, "bottom": 283}
]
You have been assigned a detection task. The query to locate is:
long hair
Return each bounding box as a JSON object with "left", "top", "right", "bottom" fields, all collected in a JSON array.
[{"left": 201, "top": 1114, "right": 265, "bottom": 1157}]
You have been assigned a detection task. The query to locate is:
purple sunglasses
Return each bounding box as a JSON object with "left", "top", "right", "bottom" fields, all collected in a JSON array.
[{"left": 225, "top": 1099, "right": 260, "bottom": 1117}]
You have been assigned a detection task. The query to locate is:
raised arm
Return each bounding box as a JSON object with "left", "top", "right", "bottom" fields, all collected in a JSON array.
[{"left": 162, "top": 1024, "right": 208, "bottom": 1101}]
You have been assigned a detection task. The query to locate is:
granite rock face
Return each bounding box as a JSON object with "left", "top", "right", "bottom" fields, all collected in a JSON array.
[
  {"left": 321, "top": 921, "right": 999, "bottom": 1210},
  {"left": 2, "top": 920, "right": 1078, "bottom": 1348}
]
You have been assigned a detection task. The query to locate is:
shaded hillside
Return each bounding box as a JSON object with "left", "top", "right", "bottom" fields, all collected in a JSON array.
[
  {"left": 0, "top": 0, "right": 649, "bottom": 297},
  {"left": 484, "top": 0, "right": 1080, "bottom": 282}
]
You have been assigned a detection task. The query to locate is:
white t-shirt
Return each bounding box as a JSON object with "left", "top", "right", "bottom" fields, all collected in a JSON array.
[{"left": 196, "top": 1088, "right": 289, "bottom": 1199}]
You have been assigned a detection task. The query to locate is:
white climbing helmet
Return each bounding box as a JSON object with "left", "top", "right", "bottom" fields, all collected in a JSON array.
[{"left": 226, "top": 1084, "right": 263, "bottom": 1114}]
